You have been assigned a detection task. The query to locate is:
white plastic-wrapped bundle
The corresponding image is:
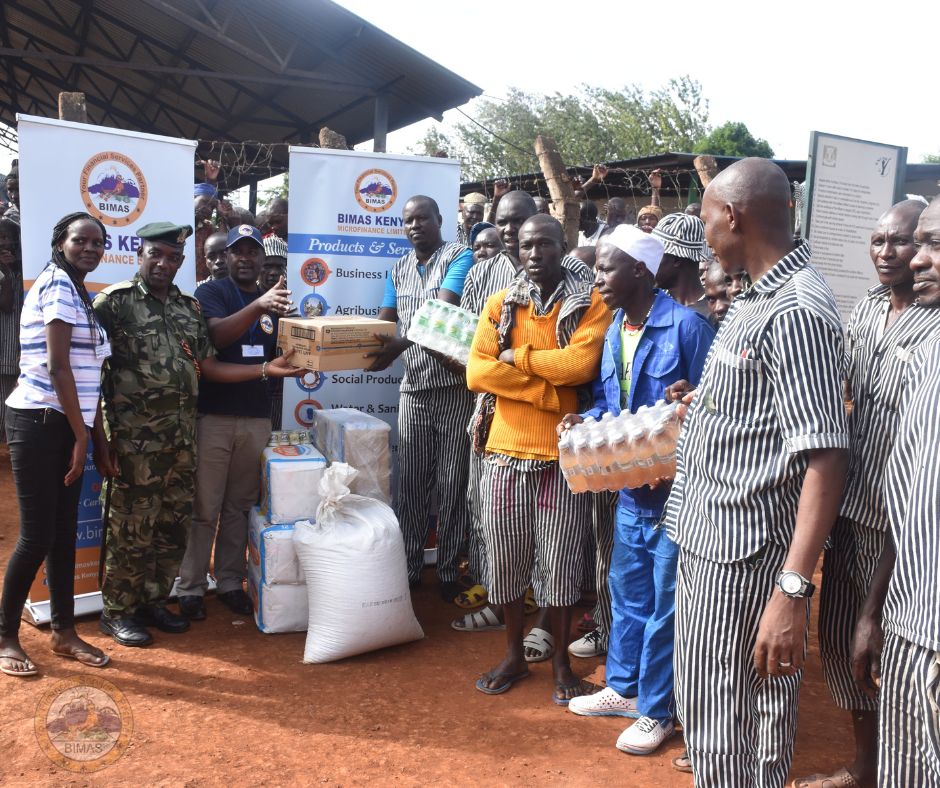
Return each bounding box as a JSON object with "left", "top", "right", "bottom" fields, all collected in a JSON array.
[
  {"left": 312, "top": 408, "right": 391, "bottom": 503},
  {"left": 248, "top": 506, "right": 305, "bottom": 585},
  {"left": 247, "top": 558, "right": 308, "bottom": 633},
  {"left": 293, "top": 464, "right": 424, "bottom": 663},
  {"left": 259, "top": 444, "right": 327, "bottom": 524}
]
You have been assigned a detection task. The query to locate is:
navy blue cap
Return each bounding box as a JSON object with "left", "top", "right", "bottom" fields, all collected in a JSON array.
[{"left": 225, "top": 224, "right": 263, "bottom": 248}]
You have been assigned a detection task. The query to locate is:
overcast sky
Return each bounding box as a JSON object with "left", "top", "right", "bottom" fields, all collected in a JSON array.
[
  {"left": 2, "top": 1, "right": 935, "bottom": 184},
  {"left": 336, "top": 0, "right": 938, "bottom": 165}
]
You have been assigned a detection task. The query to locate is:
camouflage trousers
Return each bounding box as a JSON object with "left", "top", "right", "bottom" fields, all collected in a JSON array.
[{"left": 101, "top": 444, "right": 195, "bottom": 616}]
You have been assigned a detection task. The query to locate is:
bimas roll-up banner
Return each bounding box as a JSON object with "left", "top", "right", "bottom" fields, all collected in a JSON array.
[
  {"left": 283, "top": 147, "right": 460, "bottom": 499},
  {"left": 16, "top": 114, "right": 197, "bottom": 624}
]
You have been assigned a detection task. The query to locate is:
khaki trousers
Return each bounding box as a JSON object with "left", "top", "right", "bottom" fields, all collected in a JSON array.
[{"left": 178, "top": 414, "right": 270, "bottom": 596}]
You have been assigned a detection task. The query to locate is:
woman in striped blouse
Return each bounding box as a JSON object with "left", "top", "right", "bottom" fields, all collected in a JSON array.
[{"left": 0, "top": 212, "right": 114, "bottom": 677}]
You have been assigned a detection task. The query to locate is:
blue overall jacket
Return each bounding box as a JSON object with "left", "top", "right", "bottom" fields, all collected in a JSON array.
[{"left": 581, "top": 289, "right": 715, "bottom": 517}]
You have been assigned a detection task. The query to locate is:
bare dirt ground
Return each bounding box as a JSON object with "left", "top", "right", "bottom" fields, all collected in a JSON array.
[{"left": 0, "top": 442, "right": 852, "bottom": 787}]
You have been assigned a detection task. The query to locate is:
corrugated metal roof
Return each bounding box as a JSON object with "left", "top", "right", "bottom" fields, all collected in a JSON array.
[{"left": 0, "top": 0, "right": 481, "bottom": 186}]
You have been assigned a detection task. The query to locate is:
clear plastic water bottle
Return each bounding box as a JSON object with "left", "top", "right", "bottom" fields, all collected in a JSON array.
[
  {"left": 566, "top": 429, "right": 591, "bottom": 494},
  {"left": 587, "top": 431, "right": 610, "bottom": 492},
  {"left": 604, "top": 425, "right": 630, "bottom": 490}
]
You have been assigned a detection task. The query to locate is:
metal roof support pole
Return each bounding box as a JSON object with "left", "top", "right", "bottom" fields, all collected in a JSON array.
[
  {"left": 248, "top": 179, "right": 258, "bottom": 216},
  {"left": 372, "top": 93, "right": 388, "bottom": 153}
]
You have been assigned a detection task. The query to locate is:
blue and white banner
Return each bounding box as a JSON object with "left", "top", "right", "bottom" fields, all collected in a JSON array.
[
  {"left": 283, "top": 146, "right": 461, "bottom": 493},
  {"left": 16, "top": 114, "right": 197, "bottom": 623}
]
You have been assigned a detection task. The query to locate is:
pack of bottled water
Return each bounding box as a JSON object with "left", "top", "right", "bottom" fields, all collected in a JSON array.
[
  {"left": 559, "top": 400, "right": 681, "bottom": 493},
  {"left": 406, "top": 299, "right": 479, "bottom": 365}
]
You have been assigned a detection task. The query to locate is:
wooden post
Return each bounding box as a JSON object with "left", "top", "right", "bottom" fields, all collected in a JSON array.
[
  {"left": 693, "top": 154, "right": 719, "bottom": 189},
  {"left": 318, "top": 127, "right": 348, "bottom": 150},
  {"left": 58, "top": 92, "right": 87, "bottom": 123},
  {"left": 534, "top": 135, "right": 580, "bottom": 253}
]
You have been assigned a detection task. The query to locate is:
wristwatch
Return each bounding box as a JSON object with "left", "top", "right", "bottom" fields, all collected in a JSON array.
[{"left": 776, "top": 570, "right": 815, "bottom": 599}]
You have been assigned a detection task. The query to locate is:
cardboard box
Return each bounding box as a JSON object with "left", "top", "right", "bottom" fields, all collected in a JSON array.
[
  {"left": 247, "top": 557, "right": 308, "bottom": 634},
  {"left": 277, "top": 316, "right": 397, "bottom": 372},
  {"left": 312, "top": 408, "right": 392, "bottom": 503},
  {"left": 248, "top": 506, "right": 306, "bottom": 585},
  {"left": 259, "top": 444, "right": 327, "bottom": 525}
]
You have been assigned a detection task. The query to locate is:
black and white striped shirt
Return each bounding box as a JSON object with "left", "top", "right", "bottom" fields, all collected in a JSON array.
[
  {"left": 840, "top": 286, "right": 940, "bottom": 531},
  {"left": 883, "top": 333, "right": 940, "bottom": 651},
  {"left": 461, "top": 252, "right": 593, "bottom": 317},
  {"left": 0, "top": 268, "right": 23, "bottom": 375},
  {"left": 391, "top": 241, "right": 470, "bottom": 392},
  {"left": 663, "top": 243, "right": 849, "bottom": 562}
]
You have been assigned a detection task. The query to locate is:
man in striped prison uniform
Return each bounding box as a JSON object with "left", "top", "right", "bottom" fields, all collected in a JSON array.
[
  {"left": 852, "top": 197, "right": 940, "bottom": 788},
  {"left": 563, "top": 224, "right": 714, "bottom": 755},
  {"left": 795, "top": 199, "right": 937, "bottom": 788},
  {"left": 662, "top": 158, "right": 849, "bottom": 787},
  {"left": 451, "top": 192, "right": 595, "bottom": 635},
  {"left": 467, "top": 214, "right": 608, "bottom": 704},
  {"left": 367, "top": 195, "right": 475, "bottom": 602}
]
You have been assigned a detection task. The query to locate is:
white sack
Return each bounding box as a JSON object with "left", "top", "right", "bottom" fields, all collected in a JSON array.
[{"left": 293, "top": 464, "right": 424, "bottom": 663}]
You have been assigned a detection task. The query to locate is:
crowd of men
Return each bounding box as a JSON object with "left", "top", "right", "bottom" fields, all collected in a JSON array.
[{"left": 1, "top": 153, "right": 940, "bottom": 787}]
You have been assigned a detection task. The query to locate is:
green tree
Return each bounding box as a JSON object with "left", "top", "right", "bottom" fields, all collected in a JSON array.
[
  {"left": 923, "top": 152, "right": 940, "bottom": 163},
  {"left": 445, "top": 77, "right": 710, "bottom": 180},
  {"left": 411, "top": 126, "right": 454, "bottom": 158},
  {"left": 694, "top": 121, "right": 774, "bottom": 158}
]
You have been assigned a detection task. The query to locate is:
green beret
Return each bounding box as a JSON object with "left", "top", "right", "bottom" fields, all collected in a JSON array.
[{"left": 136, "top": 221, "right": 194, "bottom": 247}]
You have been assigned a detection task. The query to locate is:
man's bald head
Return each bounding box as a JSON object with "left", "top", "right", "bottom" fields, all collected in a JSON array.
[
  {"left": 879, "top": 198, "right": 927, "bottom": 228},
  {"left": 606, "top": 197, "right": 628, "bottom": 229},
  {"left": 520, "top": 212, "right": 565, "bottom": 242},
  {"left": 701, "top": 157, "right": 794, "bottom": 274},
  {"left": 496, "top": 191, "right": 538, "bottom": 259},
  {"left": 497, "top": 190, "right": 537, "bottom": 219}
]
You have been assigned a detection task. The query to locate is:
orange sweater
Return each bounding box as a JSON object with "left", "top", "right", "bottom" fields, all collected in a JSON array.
[{"left": 466, "top": 288, "right": 609, "bottom": 460}]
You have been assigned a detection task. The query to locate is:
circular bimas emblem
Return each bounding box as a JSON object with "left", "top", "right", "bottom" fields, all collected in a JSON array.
[
  {"left": 354, "top": 168, "right": 397, "bottom": 213},
  {"left": 34, "top": 675, "right": 133, "bottom": 773},
  {"left": 259, "top": 314, "right": 274, "bottom": 334},
  {"left": 80, "top": 152, "right": 148, "bottom": 227}
]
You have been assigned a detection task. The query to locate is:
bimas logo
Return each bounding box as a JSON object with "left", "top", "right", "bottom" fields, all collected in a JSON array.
[
  {"left": 80, "top": 152, "right": 148, "bottom": 227},
  {"left": 354, "top": 168, "right": 397, "bottom": 213}
]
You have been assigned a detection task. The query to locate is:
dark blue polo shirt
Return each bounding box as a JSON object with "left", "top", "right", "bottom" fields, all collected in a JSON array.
[{"left": 196, "top": 277, "right": 277, "bottom": 418}]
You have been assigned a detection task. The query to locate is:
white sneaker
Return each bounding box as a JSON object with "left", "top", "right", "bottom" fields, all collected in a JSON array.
[
  {"left": 568, "top": 686, "right": 640, "bottom": 718},
  {"left": 615, "top": 716, "right": 675, "bottom": 755},
  {"left": 568, "top": 629, "right": 607, "bottom": 658}
]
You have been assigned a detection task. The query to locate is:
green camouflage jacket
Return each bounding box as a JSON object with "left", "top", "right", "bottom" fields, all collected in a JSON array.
[{"left": 94, "top": 273, "right": 214, "bottom": 451}]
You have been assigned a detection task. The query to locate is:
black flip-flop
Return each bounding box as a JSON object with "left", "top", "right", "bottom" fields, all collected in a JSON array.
[
  {"left": 475, "top": 669, "right": 530, "bottom": 695},
  {"left": 552, "top": 680, "right": 587, "bottom": 706}
]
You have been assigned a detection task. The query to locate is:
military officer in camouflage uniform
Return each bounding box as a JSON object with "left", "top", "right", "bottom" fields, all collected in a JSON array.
[{"left": 94, "top": 222, "right": 302, "bottom": 647}]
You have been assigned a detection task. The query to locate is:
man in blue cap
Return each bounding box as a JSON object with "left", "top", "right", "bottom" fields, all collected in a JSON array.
[
  {"left": 95, "top": 222, "right": 302, "bottom": 646},
  {"left": 177, "top": 224, "right": 294, "bottom": 620}
]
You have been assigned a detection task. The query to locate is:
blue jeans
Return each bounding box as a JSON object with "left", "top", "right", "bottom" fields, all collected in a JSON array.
[{"left": 605, "top": 506, "right": 678, "bottom": 722}]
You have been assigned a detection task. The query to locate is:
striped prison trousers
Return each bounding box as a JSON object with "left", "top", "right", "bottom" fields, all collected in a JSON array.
[
  {"left": 819, "top": 516, "right": 884, "bottom": 711},
  {"left": 397, "top": 385, "right": 474, "bottom": 585},
  {"left": 466, "top": 450, "right": 485, "bottom": 585},
  {"left": 675, "top": 543, "right": 808, "bottom": 788},
  {"left": 878, "top": 631, "right": 940, "bottom": 787},
  {"left": 591, "top": 491, "right": 617, "bottom": 648},
  {"left": 479, "top": 457, "right": 592, "bottom": 608}
]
